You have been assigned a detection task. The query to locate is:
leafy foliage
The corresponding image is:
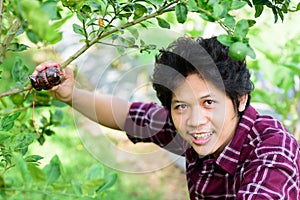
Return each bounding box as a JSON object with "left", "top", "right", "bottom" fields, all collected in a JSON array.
[
  {"left": 3, "top": 154, "right": 117, "bottom": 199},
  {"left": 249, "top": 33, "right": 300, "bottom": 133}
]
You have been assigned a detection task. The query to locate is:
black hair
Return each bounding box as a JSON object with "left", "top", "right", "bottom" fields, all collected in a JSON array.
[{"left": 152, "top": 36, "right": 254, "bottom": 114}]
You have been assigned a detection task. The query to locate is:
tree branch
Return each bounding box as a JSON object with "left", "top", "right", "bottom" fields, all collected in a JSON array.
[
  {"left": 0, "top": 0, "right": 4, "bottom": 44},
  {"left": 0, "top": 18, "right": 22, "bottom": 57},
  {"left": 61, "top": 3, "right": 176, "bottom": 68},
  {"left": 0, "top": 3, "right": 177, "bottom": 99},
  {"left": 0, "top": 85, "right": 32, "bottom": 98}
]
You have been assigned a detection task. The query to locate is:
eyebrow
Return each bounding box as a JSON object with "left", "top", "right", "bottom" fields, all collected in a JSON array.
[
  {"left": 200, "top": 94, "right": 212, "bottom": 99},
  {"left": 171, "top": 94, "right": 213, "bottom": 103},
  {"left": 171, "top": 100, "right": 185, "bottom": 104}
]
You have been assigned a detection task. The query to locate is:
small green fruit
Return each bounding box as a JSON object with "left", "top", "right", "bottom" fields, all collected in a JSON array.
[{"left": 229, "top": 42, "right": 248, "bottom": 60}]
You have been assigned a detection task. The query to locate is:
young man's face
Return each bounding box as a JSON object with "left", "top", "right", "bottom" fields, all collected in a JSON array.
[{"left": 171, "top": 73, "right": 245, "bottom": 157}]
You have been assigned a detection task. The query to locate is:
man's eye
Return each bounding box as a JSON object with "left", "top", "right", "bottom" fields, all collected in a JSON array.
[
  {"left": 175, "top": 104, "right": 187, "bottom": 110},
  {"left": 204, "top": 100, "right": 215, "bottom": 107}
]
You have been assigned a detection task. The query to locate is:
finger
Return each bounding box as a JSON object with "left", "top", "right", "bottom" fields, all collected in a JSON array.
[
  {"left": 32, "top": 62, "right": 60, "bottom": 76},
  {"left": 50, "top": 85, "right": 59, "bottom": 91},
  {"left": 63, "top": 66, "right": 74, "bottom": 77}
]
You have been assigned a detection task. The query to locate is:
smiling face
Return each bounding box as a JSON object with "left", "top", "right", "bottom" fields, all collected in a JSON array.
[{"left": 171, "top": 74, "right": 247, "bottom": 157}]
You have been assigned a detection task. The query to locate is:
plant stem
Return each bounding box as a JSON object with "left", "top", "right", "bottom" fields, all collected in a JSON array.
[
  {"left": 0, "top": 2, "right": 177, "bottom": 99},
  {"left": 0, "top": 0, "right": 4, "bottom": 44},
  {"left": 1, "top": 106, "right": 30, "bottom": 115},
  {"left": 0, "top": 18, "right": 22, "bottom": 57},
  {"left": 0, "top": 85, "right": 32, "bottom": 99}
]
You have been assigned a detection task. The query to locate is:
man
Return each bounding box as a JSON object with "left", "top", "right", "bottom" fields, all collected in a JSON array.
[{"left": 33, "top": 36, "right": 300, "bottom": 199}]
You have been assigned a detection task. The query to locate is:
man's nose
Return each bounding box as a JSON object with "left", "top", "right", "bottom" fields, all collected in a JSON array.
[{"left": 187, "top": 106, "right": 208, "bottom": 127}]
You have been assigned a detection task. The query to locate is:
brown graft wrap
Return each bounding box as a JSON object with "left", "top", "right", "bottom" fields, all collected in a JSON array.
[{"left": 29, "top": 67, "right": 62, "bottom": 91}]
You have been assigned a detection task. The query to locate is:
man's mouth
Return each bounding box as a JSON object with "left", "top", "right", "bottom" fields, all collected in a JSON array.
[
  {"left": 188, "top": 131, "right": 214, "bottom": 145},
  {"left": 192, "top": 132, "right": 213, "bottom": 139}
]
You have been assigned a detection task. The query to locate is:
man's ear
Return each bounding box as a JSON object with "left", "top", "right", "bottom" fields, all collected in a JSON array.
[{"left": 238, "top": 94, "right": 248, "bottom": 112}]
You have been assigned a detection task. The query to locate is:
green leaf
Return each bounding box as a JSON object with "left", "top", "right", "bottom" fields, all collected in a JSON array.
[
  {"left": 150, "top": 0, "right": 164, "bottom": 6},
  {"left": 125, "top": 36, "right": 136, "bottom": 47},
  {"left": 128, "top": 28, "right": 139, "bottom": 39},
  {"left": 213, "top": 3, "right": 225, "bottom": 18},
  {"left": 111, "top": 34, "right": 119, "bottom": 41},
  {"left": 208, "top": 0, "right": 218, "bottom": 6},
  {"left": 175, "top": 3, "right": 188, "bottom": 23},
  {"left": 85, "top": 163, "right": 105, "bottom": 180},
  {"left": 26, "top": 31, "right": 40, "bottom": 44},
  {"left": 199, "top": 12, "right": 216, "bottom": 22},
  {"left": 254, "top": 5, "right": 264, "bottom": 18},
  {"left": 27, "top": 163, "right": 46, "bottom": 184},
  {"left": 81, "top": 4, "right": 92, "bottom": 15},
  {"left": 0, "top": 131, "right": 14, "bottom": 142},
  {"left": 62, "top": 0, "right": 88, "bottom": 11},
  {"left": 188, "top": 0, "right": 199, "bottom": 11},
  {"left": 13, "top": 153, "right": 32, "bottom": 188},
  {"left": 86, "top": 17, "right": 98, "bottom": 26},
  {"left": 247, "top": 19, "right": 256, "bottom": 27},
  {"left": 35, "top": 91, "right": 52, "bottom": 106},
  {"left": 50, "top": 109, "right": 63, "bottom": 125},
  {"left": 252, "top": 0, "right": 271, "bottom": 5},
  {"left": 133, "top": 4, "right": 147, "bottom": 19},
  {"left": 116, "top": 46, "right": 125, "bottom": 54},
  {"left": 231, "top": 0, "right": 247, "bottom": 10},
  {"left": 233, "top": 19, "right": 249, "bottom": 39},
  {"left": 277, "top": 8, "right": 284, "bottom": 22},
  {"left": 222, "top": 15, "right": 236, "bottom": 29},
  {"left": 156, "top": 17, "right": 170, "bottom": 29},
  {"left": 272, "top": 7, "right": 279, "bottom": 23},
  {"left": 72, "top": 24, "right": 85, "bottom": 36},
  {"left": 8, "top": 43, "right": 29, "bottom": 52},
  {"left": 14, "top": 133, "right": 35, "bottom": 155},
  {"left": 52, "top": 183, "right": 71, "bottom": 191},
  {"left": 97, "top": 172, "right": 118, "bottom": 193},
  {"left": 283, "top": 63, "right": 300, "bottom": 75},
  {"left": 217, "top": 34, "right": 233, "bottom": 46},
  {"left": 82, "top": 178, "right": 105, "bottom": 195},
  {"left": 88, "top": 1, "right": 103, "bottom": 12},
  {"left": 10, "top": 93, "right": 25, "bottom": 106},
  {"left": 12, "top": 58, "right": 29, "bottom": 84},
  {"left": 247, "top": 45, "right": 256, "bottom": 59},
  {"left": 25, "top": 155, "right": 44, "bottom": 163},
  {"left": 43, "top": 155, "right": 61, "bottom": 186},
  {"left": 0, "top": 112, "right": 21, "bottom": 131},
  {"left": 41, "top": 1, "right": 61, "bottom": 20},
  {"left": 44, "top": 129, "right": 55, "bottom": 136}
]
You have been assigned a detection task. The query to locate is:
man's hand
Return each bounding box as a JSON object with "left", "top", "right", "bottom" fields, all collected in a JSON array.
[{"left": 33, "top": 62, "right": 75, "bottom": 104}]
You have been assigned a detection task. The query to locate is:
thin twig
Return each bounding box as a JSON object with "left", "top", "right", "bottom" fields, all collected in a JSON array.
[
  {"left": 1, "top": 106, "right": 30, "bottom": 115},
  {"left": 0, "top": 18, "right": 22, "bottom": 57},
  {"left": 0, "top": 85, "right": 32, "bottom": 99},
  {"left": 0, "top": 0, "right": 4, "bottom": 43}
]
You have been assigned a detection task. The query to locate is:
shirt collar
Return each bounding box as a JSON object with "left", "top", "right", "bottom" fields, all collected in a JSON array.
[{"left": 215, "top": 105, "right": 258, "bottom": 174}]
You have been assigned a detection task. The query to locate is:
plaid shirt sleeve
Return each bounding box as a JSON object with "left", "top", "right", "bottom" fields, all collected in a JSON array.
[
  {"left": 124, "top": 102, "right": 187, "bottom": 156},
  {"left": 236, "top": 116, "right": 300, "bottom": 199}
]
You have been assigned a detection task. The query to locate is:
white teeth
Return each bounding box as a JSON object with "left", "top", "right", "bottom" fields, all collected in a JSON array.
[{"left": 193, "top": 132, "right": 213, "bottom": 139}]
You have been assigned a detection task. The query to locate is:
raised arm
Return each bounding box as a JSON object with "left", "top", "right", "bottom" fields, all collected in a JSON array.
[{"left": 33, "top": 62, "right": 131, "bottom": 130}]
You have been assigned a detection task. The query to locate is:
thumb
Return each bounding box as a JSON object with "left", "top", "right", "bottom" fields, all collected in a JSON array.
[{"left": 63, "top": 66, "right": 74, "bottom": 79}]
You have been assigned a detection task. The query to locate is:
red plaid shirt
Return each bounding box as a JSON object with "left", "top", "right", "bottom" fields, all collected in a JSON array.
[{"left": 124, "top": 102, "right": 300, "bottom": 199}]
